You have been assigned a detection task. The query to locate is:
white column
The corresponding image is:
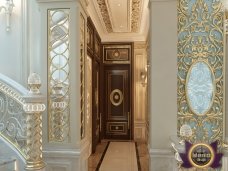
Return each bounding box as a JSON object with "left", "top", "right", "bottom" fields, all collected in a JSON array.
[
  {"left": 148, "top": 0, "right": 177, "bottom": 170},
  {"left": 34, "top": 0, "right": 82, "bottom": 171}
]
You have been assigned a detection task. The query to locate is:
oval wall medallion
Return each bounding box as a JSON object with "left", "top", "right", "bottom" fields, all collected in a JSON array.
[
  {"left": 186, "top": 61, "right": 214, "bottom": 115},
  {"left": 110, "top": 89, "right": 123, "bottom": 106}
]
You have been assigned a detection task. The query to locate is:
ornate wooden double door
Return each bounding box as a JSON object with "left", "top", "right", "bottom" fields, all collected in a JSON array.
[{"left": 104, "top": 65, "right": 131, "bottom": 139}]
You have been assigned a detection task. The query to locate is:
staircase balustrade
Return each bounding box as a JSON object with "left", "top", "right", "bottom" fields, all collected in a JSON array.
[{"left": 0, "top": 73, "right": 46, "bottom": 170}]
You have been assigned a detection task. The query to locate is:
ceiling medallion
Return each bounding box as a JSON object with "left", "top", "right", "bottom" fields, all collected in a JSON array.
[
  {"left": 131, "top": 0, "right": 141, "bottom": 32},
  {"left": 97, "top": 0, "right": 113, "bottom": 33}
]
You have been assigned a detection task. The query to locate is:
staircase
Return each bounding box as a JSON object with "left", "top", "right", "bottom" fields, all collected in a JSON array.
[
  {"left": 0, "top": 73, "right": 46, "bottom": 171},
  {"left": 0, "top": 138, "right": 25, "bottom": 171}
]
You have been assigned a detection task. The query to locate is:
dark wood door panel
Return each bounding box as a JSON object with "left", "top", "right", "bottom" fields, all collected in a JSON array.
[{"left": 104, "top": 65, "right": 130, "bottom": 139}]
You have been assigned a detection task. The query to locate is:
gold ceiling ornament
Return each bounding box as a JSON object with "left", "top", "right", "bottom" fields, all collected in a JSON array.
[
  {"left": 177, "top": 0, "right": 224, "bottom": 145},
  {"left": 131, "top": 0, "right": 142, "bottom": 32},
  {"left": 97, "top": 0, "right": 113, "bottom": 33}
]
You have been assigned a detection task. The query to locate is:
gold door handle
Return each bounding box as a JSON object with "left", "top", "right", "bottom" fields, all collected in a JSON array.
[{"left": 128, "top": 112, "right": 130, "bottom": 130}]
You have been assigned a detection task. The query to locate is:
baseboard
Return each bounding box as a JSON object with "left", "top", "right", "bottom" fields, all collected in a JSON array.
[
  {"left": 43, "top": 149, "right": 80, "bottom": 171},
  {"left": 148, "top": 148, "right": 177, "bottom": 171}
]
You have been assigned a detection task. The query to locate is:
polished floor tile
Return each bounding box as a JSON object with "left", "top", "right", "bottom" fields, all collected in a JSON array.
[
  {"left": 88, "top": 141, "right": 149, "bottom": 171},
  {"left": 88, "top": 141, "right": 108, "bottom": 171},
  {"left": 99, "top": 142, "right": 138, "bottom": 171}
]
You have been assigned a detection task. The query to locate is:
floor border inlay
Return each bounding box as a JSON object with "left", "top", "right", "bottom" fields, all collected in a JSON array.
[
  {"left": 95, "top": 141, "right": 110, "bottom": 171},
  {"left": 135, "top": 142, "right": 141, "bottom": 171}
]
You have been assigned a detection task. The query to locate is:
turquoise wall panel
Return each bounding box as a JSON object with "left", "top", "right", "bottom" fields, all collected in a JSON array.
[{"left": 177, "top": 0, "right": 224, "bottom": 144}]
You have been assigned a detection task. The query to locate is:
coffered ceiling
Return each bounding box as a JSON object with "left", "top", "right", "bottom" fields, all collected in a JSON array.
[{"left": 87, "top": 0, "right": 149, "bottom": 42}]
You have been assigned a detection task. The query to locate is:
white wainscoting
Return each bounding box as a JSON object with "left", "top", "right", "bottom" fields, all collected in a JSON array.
[
  {"left": 43, "top": 149, "right": 80, "bottom": 171},
  {"left": 149, "top": 148, "right": 177, "bottom": 171}
]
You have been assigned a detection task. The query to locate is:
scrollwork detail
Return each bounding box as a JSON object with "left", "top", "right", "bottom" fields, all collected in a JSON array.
[
  {"left": 178, "top": 0, "right": 224, "bottom": 145},
  {"left": 0, "top": 91, "right": 26, "bottom": 157}
]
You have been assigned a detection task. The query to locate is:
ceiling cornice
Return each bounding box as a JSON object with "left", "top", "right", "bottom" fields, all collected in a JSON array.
[
  {"left": 131, "top": 0, "right": 142, "bottom": 32},
  {"left": 101, "top": 32, "right": 148, "bottom": 42},
  {"left": 87, "top": 0, "right": 149, "bottom": 42},
  {"left": 96, "top": 0, "right": 113, "bottom": 33},
  {"left": 36, "top": 0, "right": 79, "bottom": 2}
]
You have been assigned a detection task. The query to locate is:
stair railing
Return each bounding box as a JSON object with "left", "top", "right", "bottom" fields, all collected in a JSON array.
[{"left": 0, "top": 73, "right": 46, "bottom": 170}]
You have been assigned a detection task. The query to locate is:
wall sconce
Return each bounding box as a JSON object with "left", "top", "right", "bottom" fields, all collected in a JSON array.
[
  {"left": 0, "top": 0, "right": 14, "bottom": 32},
  {"left": 140, "top": 67, "right": 147, "bottom": 87}
]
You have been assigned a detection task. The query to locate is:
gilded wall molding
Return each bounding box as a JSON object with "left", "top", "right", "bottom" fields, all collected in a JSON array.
[
  {"left": 177, "top": 0, "right": 224, "bottom": 144},
  {"left": 131, "top": 0, "right": 142, "bottom": 32},
  {"left": 96, "top": 0, "right": 113, "bottom": 33}
]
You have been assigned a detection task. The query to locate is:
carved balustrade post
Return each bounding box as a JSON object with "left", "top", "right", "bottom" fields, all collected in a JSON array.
[{"left": 23, "top": 73, "right": 46, "bottom": 170}]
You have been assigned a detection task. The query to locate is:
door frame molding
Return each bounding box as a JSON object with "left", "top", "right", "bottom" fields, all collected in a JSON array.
[{"left": 102, "top": 42, "right": 134, "bottom": 140}]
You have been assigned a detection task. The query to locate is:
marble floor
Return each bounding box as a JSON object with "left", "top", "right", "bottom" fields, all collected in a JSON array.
[{"left": 88, "top": 141, "right": 149, "bottom": 171}]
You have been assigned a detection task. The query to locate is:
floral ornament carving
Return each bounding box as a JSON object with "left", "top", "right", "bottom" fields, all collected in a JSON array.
[
  {"left": 97, "top": 0, "right": 113, "bottom": 33},
  {"left": 177, "top": 0, "right": 224, "bottom": 145}
]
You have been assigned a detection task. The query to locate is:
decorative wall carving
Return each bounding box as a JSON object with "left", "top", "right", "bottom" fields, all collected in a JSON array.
[
  {"left": 177, "top": 0, "right": 224, "bottom": 144},
  {"left": 96, "top": 0, "right": 113, "bottom": 33}
]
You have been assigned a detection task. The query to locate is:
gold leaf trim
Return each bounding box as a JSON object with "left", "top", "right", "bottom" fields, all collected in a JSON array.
[
  {"left": 131, "top": 0, "right": 142, "bottom": 32},
  {"left": 97, "top": 0, "right": 113, "bottom": 33}
]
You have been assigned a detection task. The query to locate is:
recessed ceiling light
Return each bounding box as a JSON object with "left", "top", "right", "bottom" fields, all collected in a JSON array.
[{"left": 117, "top": 3, "right": 121, "bottom": 6}]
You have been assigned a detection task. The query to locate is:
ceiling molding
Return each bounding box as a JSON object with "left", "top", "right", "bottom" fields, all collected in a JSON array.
[
  {"left": 87, "top": 0, "right": 149, "bottom": 42},
  {"left": 131, "top": 0, "right": 142, "bottom": 32},
  {"left": 96, "top": 0, "right": 113, "bottom": 33},
  {"left": 101, "top": 32, "right": 148, "bottom": 42}
]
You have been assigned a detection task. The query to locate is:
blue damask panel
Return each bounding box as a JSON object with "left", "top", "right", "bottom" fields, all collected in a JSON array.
[
  {"left": 186, "top": 61, "right": 214, "bottom": 115},
  {"left": 177, "top": 0, "right": 224, "bottom": 144}
]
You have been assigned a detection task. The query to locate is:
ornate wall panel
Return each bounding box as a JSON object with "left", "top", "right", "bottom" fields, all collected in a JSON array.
[
  {"left": 103, "top": 44, "right": 132, "bottom": 64},
  {"left": 177, "top": 0, "right": 224, "bottom": 144},
  {"left": 48, "top": 9, "right": 70, "bottom": 142},
  {"left": 134, "top": 42, "right": 148, "bottom": 142}
]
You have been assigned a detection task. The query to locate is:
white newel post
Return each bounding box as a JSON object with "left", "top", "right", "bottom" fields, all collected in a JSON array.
[{"left": 23, "top": 73, "right": 46, "bottom": 171}]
